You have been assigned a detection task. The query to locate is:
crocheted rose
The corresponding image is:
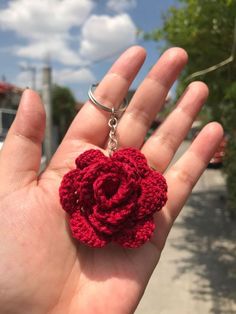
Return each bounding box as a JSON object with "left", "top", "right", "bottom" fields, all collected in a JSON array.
[{"left": 59, "top": 148, "right": 167, "bottom": 248}]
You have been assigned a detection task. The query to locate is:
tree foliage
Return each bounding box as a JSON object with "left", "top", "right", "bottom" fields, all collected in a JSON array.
[
  {"left": 147, "top": 0, "right": 236, "bottom": 216},
  {"left": 52, "top": 84, "right": 76, "bottom": 143}
]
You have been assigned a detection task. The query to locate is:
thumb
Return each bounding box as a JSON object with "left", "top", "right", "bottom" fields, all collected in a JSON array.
[{"left": 0, "top": 89, "right": 46, "bottom": 192}]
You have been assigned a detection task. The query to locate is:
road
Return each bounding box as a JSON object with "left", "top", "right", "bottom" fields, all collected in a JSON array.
[{"left": 135, "top": 141, "right": 236, "bottom": 314}]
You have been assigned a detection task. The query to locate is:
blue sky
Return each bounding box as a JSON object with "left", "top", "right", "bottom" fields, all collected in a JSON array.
[{"left": 0, "top": 0, "right": 180, "bottom": 101}]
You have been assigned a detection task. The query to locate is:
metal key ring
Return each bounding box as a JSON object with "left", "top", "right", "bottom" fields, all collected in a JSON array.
[{"left": 88, "top": 83, "right": 128, "bottom": 114}]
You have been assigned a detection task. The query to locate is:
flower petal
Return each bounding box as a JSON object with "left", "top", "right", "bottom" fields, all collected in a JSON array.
[
  {"left": 75, "top": 149, "right": 107, "bottom": 170},
  {"left": 94, "top": 202, "right": 135, "bottom": 225},
  {"left": 93, "top": 163, "right": 139, "bottom": 208},
  {"left": 114, "top": 218, "right": 155, "bottom": 248},
  {"left": 137, "top": 171, "right": 167, "bottom": 219},
  {"left": 90, "top": 202, "right": 136, "bottom": 235},
  {"left": 70, "top": 211, "right": 109, "bottom": 248},
  {"left": 112, "top": 148, "right": 149, "bottom": 178},
  {"left": 79, "top": 160, "right": 110, "bottom": 208},
  {"left": 59, "top": 169, "right": 82, "bottom": 214},
  {"left": 88, "top": 211, "right": 117, "bottom": 235}
]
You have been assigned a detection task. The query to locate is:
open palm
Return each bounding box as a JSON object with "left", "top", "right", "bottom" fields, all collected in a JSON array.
[{"left": 0, "top": 47, "right": 223, "bottom": 314}]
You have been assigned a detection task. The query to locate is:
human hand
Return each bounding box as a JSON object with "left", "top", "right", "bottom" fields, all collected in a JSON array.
[{"left": 0, "top": 46, "right": 223, "bottom": 314}]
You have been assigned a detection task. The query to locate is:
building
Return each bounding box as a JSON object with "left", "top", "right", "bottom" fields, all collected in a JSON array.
[
  {"left": 0, "top": 81, "right": 23, "bottom": 145},
  {"left": 0, "top": 81, "right": 23, "bottom": 109}
]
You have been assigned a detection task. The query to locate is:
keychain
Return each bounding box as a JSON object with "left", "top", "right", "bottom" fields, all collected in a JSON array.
[{"left": 59, "top": 84, "right": 168, "bottom": 248}]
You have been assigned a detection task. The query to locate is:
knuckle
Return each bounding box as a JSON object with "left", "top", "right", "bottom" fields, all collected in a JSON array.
[
  {"left": 155, "top": 132, "right": 177, "bottom": 155},
  {"left": 126, "top": 107, "right": 152, "bottom": 129},
  {"left": 174, "top": 167, "right": 195, "bottom": 188}
]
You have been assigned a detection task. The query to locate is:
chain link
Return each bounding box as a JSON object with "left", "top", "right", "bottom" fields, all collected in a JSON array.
[
  {"left": 108, "top": 108, "right": 118, "bottom": 156},
  {"left": 87, "top": 85, "right": 129, "bottom": 156}
]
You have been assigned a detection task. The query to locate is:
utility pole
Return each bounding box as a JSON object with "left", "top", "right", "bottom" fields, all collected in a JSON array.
[
  {"left": 31, "top": 67, "right": 36, "bottom": 90},
  {"left": 19, "top": 64, "right": 36, "bottom": 90},
  {"left": 42, "top": 66, "right": 53, "bottom": 162}
]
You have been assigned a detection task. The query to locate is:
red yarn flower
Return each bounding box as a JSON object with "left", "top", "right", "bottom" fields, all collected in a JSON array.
[{"left": 59, "top": 148, "right": 167, "bottom": 248}]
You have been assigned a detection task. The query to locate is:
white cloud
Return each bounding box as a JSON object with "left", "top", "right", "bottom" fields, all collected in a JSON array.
[
  {"left": 0, "top": 1, "right": 137, "bottom": 67},
  {"left": 54, "top": 68, "right": 96, "bottom": 84},
  {"left": 79, "top": 14, "right": 136, "bottom": 62},
  {"left": 107, "top": 0, "right": 136, "bottom": 13},
  {"left": 16, "top": 38, "right": 82, "bottom": 66},
  {"left": 14, "top": 66, "right": 42, "bottom": 90},
  {"left": 0, "top": 0, "right": 94, "bottom": 39},
  {"left": 14, "top": 71, "right": 32, "bottom": 88},
  {"left": 0, "top": 0, "right": 94, "bottom": 65},
  {"left": 15, "top": 66, "right": 95, "bottom": 91}
]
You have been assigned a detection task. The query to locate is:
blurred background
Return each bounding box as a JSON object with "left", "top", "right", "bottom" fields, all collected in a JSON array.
[{"left": 0, "top": 1, "right": 236, "bottom": 313}]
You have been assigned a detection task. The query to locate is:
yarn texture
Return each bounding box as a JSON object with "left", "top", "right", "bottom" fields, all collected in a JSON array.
[{"left": 59, "top": 148, "right": 167, "bottom": 248}]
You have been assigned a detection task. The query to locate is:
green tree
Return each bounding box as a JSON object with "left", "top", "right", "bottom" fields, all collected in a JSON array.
[
  {"left": 52, "top": 84, "right": 77, "bottom": 143},
  {"left": 146, "top": 0, "right": 236, "bottom": 216}
]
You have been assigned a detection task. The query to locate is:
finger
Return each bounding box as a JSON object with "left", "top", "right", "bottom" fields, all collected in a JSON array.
[
  {"left": 116, "top": 48, "right": 188, "bottom": 149},
  {"left": 0, "top": 89, "right": 45, "bottom": 190},
  {"left": 152, "top": 122, "right": 224, "bottom": 250},
  {"left": 142, "top": 81, "right": 209, "bottom": 172},
  {"left": 64, "top": 46, "right": 146, "bottom": 147},
  {"left": 47, "top": 46, "right": 146, "bottom": 172}
]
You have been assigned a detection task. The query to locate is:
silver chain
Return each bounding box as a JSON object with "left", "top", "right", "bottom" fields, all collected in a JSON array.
[
  {"left": 87, "top": 84, "right": 129, "bottom": 156},
  {"left": 108, "top": 108, "right": 118, "bottom": 156}
]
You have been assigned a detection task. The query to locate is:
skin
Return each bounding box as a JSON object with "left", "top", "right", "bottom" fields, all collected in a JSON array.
[{"left": 0, "top": 46, "right": 223, "bottom": 314}]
